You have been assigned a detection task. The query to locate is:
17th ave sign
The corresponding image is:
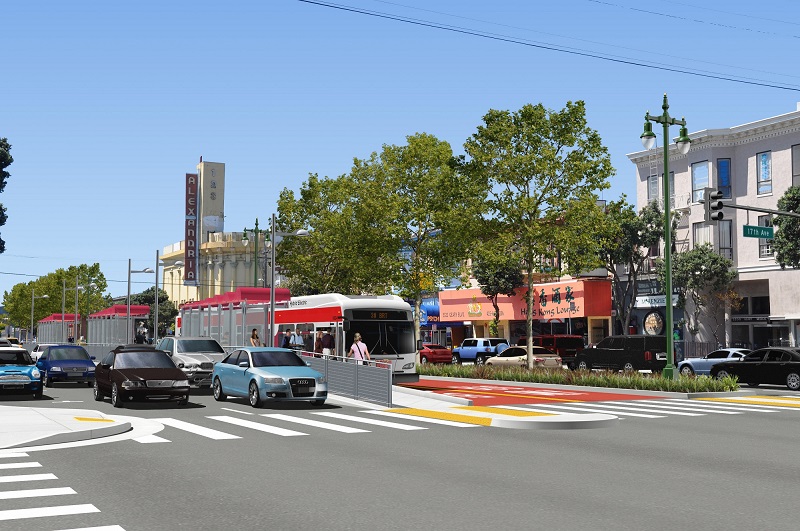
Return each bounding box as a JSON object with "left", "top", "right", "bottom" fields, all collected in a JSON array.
[{"left": 743, "top": 224, "right": 774, "bottom": 239}]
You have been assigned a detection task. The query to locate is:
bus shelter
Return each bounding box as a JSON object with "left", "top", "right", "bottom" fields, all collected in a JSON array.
[
  {"left": 179, "top": 287, "right": 291, "bottom": 348},
  {"left": 36, "top": 313, "right": 80, "bottom": 344},
  {"left": 87, "top": 305, "right": 150, "bottom": 345}
]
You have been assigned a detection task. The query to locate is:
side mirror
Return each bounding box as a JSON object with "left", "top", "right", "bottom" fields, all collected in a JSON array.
[
  {"left": 306, "top": 361, "right": 311, "bottom": 366},
  {"left": 416, "top": 339, "right": 423, "bottom": 350},
  {"left": 90, "top": 356, "right": 96, "bottom": 360},
  {"left": 238, "top": 361, "right": 250, "bottom": 368}
]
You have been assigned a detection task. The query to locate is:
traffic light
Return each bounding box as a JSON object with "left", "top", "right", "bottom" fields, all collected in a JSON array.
[{"left": 703, "top": 188, "right": 725, "bottom": 223}]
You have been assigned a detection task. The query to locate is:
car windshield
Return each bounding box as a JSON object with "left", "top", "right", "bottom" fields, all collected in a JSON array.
[
  {"left": 48, "top": 348, "right": 91, "bottom": 361},
  {"left": 252, "top": 351, "right": 306, "bottom": 367},
  {"left": 0, "top": 350, "right": 33, "bottom": 365},
  {"left": 115, "top": 351, "right": 176, "bottom": 369},
  {"left": 177, "top": 339, "right": 225, "bottom": 353}
]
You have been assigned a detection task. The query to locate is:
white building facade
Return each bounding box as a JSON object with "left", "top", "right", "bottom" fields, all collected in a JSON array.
[{"left": 629, "top": 103, "right": 800, "bottom": 349}]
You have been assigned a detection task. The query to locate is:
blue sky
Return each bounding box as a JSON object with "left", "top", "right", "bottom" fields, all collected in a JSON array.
[{"left": 2, "top": 0, "right": 799, "bottom": 299}]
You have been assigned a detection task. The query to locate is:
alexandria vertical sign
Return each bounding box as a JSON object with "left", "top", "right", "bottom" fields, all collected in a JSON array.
[{"left": 184, "top": 173, "right": 198, "bottom": 285}]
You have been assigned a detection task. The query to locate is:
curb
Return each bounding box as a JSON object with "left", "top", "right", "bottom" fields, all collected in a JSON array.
[
  {"left": 392, "top": 385, "right": 473, "bottom": 406},
  {"left": 3, "top": 421, "right": 132, "bottom": 450},
  {"left": 490, "top": 413, "right": 619, "bottom": 430}
]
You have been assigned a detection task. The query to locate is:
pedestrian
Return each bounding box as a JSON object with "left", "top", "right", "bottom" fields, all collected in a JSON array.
[
  {"left": 348, "top": 332, "right": 370, "bottom": 365},
  {"left": 290, "top": 329, "right": 304, "bottom": 351},
  {"left": 250, "top": 328, "right": 262, "bottom": 347},
  {"left": 321, "top": 329, "right": 334, "bottom": 357},
  {"left": 314, "top": 331, "right": 323, "bottom": 355},
  {"left": 281, "top": 329, "right": 292, "bottom": 349}
]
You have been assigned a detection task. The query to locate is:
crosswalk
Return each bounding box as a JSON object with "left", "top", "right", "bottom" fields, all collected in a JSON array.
[{"left": 0, "top": 452, "right": 124, "bottom": 530}]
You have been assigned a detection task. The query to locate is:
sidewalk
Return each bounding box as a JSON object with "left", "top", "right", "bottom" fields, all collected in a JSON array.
[{"left": 0, "top": 405, "right": 131, "bottom": 450}]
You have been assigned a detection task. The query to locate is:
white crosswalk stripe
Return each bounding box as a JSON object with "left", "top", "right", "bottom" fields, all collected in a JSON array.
[
  {"left": 0, "top": 452, "right": 29, "bottom": 459},
  {"left": 260, "top": 413, "right": 370, "bottom": 433},
  {"left": 509, "top": 403, "right": 665, "bottom": 418},
  {"left": 0, "top": 487, "right": 76, "bottom": 500},
  {"left": 0, "top": 461, "right": 42, "bottom": 470},
  {"left": 133, "top": 435, "right": 171, "bottom": 444},
  {"left": 564, "top": 402, "right": 705, "bottom": 416},
  {"left": 311, "top": 412, "right": 428, "bottom": 430},
  {"left": 0, "top": 473, "right": 58, "bottom": 483},
  {"left": 206, "top": 415, "right": 307, "bottom": 436},
  {"left": 0, "top": 504, "right": 100, "bottom": 521},
  {"left": 152, "top": 418, "right": 241, "bottom": 440},
  {"left": 612, "top": 401, "right": 742, "bottom": 414},
  {"left": 52, "top": 526, "right": 127, "bottom": 531},
  {"left": 646, "top": 399, "right": 783, "bottom": 412},
  {"left": 365, "top": 410, "right": 481, "bottom": 426}
]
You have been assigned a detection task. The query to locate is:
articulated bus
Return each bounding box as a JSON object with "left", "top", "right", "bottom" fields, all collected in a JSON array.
[{"left": 178, "top": 291, "right": 418, "bottom": 381}]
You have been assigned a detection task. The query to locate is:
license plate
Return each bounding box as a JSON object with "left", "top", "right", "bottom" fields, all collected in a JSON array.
[
  {"left": 2, "top": 384, "right": 24, "bottom": 389},
  {"left": 67, "top": 372, "right": 83, "bottom": 376},
  {"left": 298, "top": 387, "right": 310, "bottom": 394}
]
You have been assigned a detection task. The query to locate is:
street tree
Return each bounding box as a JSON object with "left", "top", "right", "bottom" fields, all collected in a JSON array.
[
  {"left": 656, "top": 244, "right": 736, "bottom": 341},
  {"left": 129, "top": 286, "right": 179, "bottom": 340},
  {"left": 598, "top": 197, "right": 663, "bottom": 335},
  {"left": 0, "top": 137, "right": 12, "bottom": 254},
  {"left": 464, "top": 101, "right": 613, "bottom": 368},
  {"left": 773, "top": 186, "right": 800, "bottom": 269},
  {"left": 471, "top": 233, "right": 525, "bottom": 337}
]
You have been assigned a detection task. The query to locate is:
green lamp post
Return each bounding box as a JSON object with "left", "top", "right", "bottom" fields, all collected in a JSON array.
[
  {"left": 640, "top": 93, "right": 692, "bottom": 379},
  {"left": 243, "top": 218, "right": 265, "bottom": 288}
]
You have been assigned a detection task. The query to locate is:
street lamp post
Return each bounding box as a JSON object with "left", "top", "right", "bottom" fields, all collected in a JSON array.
[
  {"left": 268, "top": 213, "right": 309, "bottom": 346},
  {"left": 640, "top": 93, "right": 692, "bottom": 379},
  {"left": 127, "top": 259, "right": 154, "bottom": 344},
  {"left": 242, "top": 218, "right": 265, "bottom": 288},
  {"left": 30, "top": 288, "right": 49, "bottom": 342},
  {"left": 154, "top": 250, "right": 184, "bottom": 344}
]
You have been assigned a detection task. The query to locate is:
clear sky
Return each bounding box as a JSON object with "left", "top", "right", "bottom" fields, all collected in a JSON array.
[{"left": 2, "top": 0, "right": 799, "bottom": 300}]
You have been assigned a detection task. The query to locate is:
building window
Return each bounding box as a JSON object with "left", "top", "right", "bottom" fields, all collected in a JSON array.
[
  {"left": 793, "top": 144, "right": 800, "bottom": 188},
  {"left": 752, "top": 296, "right": 770, "bottom": 315},
  {"left": 732, "top": 297, "right": 748, "bottom": 315},
  {"left": 757, "top": 151, "right": 772, "bottom": 195},
  {"left": 691, "top": 161, "right": 709, "bottom": 203},
  {"left": 758, "top": 214, "right": 773, "bottom": 257},
  {"left": 718, "top": 219, "right": 733, "bottom": 260},
  {"left": 647, "top": 174, "right": 658, "bottom": 202},
  {"left": 693, "top": 222, "right": 710, "bottom": 247},
  {"left": 717, "top": 158, "right": 732, "bottom": 198}
]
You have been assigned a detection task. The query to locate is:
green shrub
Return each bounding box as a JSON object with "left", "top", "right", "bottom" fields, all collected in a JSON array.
[{"left": 417, "top": 364, "right": 739, "bottom": 392}]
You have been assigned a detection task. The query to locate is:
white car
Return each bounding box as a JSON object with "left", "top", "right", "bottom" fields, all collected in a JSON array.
[
  {"left": 677, "top": 348, "right": 751, "bottom": 376},
  {"left": 29, "top": 343, "right": 58, "bottom": 362},
  {"left": 155, "top": 336, "right": 227, "bottom": 387},
  {"left": 485, "top": 346, "right": 562, "bottom": 368}
]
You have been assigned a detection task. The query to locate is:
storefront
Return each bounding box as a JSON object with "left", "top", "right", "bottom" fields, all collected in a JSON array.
[
  {"left": 415, "top": 297, "right": 449, "bottom": 347},
  {"left": 438, "top": 278, "right": 613, "bottom": 346}
]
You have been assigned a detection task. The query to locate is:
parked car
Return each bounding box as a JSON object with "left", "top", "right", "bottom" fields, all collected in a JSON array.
[
  {"left": 30, "top": 343, "right": 57, "bottom": 362},
  {"left": 212, "top": 347, "right": 328, "bottom": 408},
  {"left": 518, "top": 334, "right": 585, "bottom": 369},
  {"left": 710, "top": 347, "right": 800, "bottom": 390},
  {"left": 36, "top": 345, "right": 96, "bottom": 387},
  {"left": 451, "top": 338, "right": 509, "bottom": 365},
  {"left": 4, "top": 337, "right": 21, "bottom": 347},
  {"left": 485, "top": 346, "right": 562, "bottom": 368},
  {"left": 0, "top": 347, "right": 43, "bottom": 399},
  {"left": 572, "top": 335, "right": 667, "bottom": 372},
  {"left": 677, "top": 348, "right": 751, "bottom": 376},
  {"left": 155, "top": 336, "right": 227, "bottom": 387},
  {"left": 93, "top": 345, "right": 190, "bottom": 408},
  {"left": 419, "top": 343, "right": 452, "bottom": 364}
]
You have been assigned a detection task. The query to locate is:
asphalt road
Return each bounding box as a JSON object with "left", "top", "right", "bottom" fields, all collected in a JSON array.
[{"left": 2, "top": 384, "right": 799, "bottom": 531}]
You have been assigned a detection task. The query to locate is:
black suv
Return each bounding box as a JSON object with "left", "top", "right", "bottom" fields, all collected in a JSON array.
[{"left": 572, "top": 335, "right": 667, "bottom": 372}]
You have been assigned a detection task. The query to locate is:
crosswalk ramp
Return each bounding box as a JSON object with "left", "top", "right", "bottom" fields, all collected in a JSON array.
[{"left": 0, "top": 452, "right": 124, "bottom": 530}]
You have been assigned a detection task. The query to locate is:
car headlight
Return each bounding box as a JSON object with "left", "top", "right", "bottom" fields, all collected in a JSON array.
[
  {"left": 173, "top": 380, "right": 189, "bottom": 387},
  {"left": 49, "top": 366, "right": 62, "bottom": 372},
  {"left": 31, "top": 369, "right": 41, "bottom": 379},
  {"left": 185, "top": 363, "right": 199, "bottom": 370},
  {"left": 316, "top": 376, "right": 326, "bottom": 384},
  {"left": 402, "top": 362, "right": 414, "bottom": 369},
  {"left": 121, "top": 380, "right": 145, "bottom": 389},
  {"left": 86, "top": 366, "right": 95, "bottom": 372},
  {"left": 263, "top": 377, "right": 284, "bottom": 385}
]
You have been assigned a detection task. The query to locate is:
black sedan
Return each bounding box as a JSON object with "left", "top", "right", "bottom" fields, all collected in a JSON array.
[
  {"left": 93, "top": 345, "right": 190, "bottom": 408},
  {"left": 710, "top": 347, "right": 800, "bottom": 391}
]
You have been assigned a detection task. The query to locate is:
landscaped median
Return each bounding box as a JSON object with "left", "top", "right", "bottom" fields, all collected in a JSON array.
[{"left": 417, "top": 364, "right": 739, "bottom": 393}]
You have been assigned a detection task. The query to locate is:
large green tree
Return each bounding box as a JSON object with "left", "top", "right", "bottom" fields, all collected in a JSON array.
[
  {"left": 129, "top": 286, "right": 179, "bottom": 340},
  {"left": 471, "top": 232, "right": 525, "bottom": 337},
  {"left": 3, "top": 264, "right": 109, "bottom": 337},
  {"left": 773, "top": 186, "right": 800, "bottom": 269},
  {"left": 464, "top": 101, "right": 613, "bottom": 368},
  {"left": 0, "top": 137, "right": 12, "bottom": 253},
  {"left": 598, "top": 198, "right": 664, "bottom": 335}
]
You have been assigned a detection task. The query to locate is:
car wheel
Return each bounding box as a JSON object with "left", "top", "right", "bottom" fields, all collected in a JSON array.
[
  {"left": 622, "top": 361, "right": 636, "bottom": 372},
  {"left": 177, "top": 396, "right": 189, "bottom": 406},
  {"left": 312, "top": 399, "right": 326, "bottom": 406},
  {"left": 475, "top": 355, "right": 486, "bottom": 366},
  {"left": 715, "top": 369, "right": 730, "bottom": 380},
  {"left": 213, "top": 377, "right": 226, "bottom": 401},
  {"left": 248, "top": 381, "right": 261, "bottom": 408},
  {"left": 452, "top": 354, "right": 461, "bottom": 365},
  {"left": 576, "top": 358, "right": 591, "bottom": 371},
  {"left": 746, "top": 382, "right": 760, "bottom": 388},
  {"left": 44, "top": 373, "right": 53, "bottom": 387},
  {"left": 679, "top": 365, "right": 694, "bottom": 376},
  {"left": 786, "top": 372, "right": 800, "bottom": 391},
  {"left": 111, "top": 383, "right": 123, "bottom": 408},
  {"left": 420, "top": 355, "right": 428, "bottom": 365},
  {"left": 33, "top": 386, "right": 43, "bottom": 399},
  {"left": 86, "top": 381, "right": 93, "bottom": 387},
  {"left": 93, "top": 380, "right": 104, "bottom": 401}
]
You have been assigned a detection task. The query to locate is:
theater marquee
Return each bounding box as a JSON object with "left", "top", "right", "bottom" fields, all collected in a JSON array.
[{"left": 184, "top": 173, "right": 198, "bottom": 286}]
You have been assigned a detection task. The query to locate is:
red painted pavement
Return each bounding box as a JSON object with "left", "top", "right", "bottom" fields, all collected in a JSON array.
[{"left": 400, "top": 378, "right": 660, "bottom": 406}]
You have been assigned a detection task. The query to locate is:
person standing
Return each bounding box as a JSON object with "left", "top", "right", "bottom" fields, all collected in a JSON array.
[
  {"left": 314, "top": 331, "right": 323, "bottom": 355},
  {"left": 290, "top": 329, "right": 304, "bottom": 351},
  {"left": 348, "top": 333, "right": 370, "bottom": 364},
  {"left": 321, "top": 330, "right": 334, "bottom": 357},
  {"left": 281, "top": 330, "right": 292, "bottom": 349},
  {"left": 250, "top": 329, "right": 262, "bottom": 347}
]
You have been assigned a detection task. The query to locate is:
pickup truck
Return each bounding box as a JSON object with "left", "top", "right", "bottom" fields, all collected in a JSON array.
[{"left": 451, "top": 338, "right": 509, "bottom": 365}]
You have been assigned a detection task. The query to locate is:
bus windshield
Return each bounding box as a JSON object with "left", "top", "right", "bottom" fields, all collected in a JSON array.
[{"left": 350, "top": 320, "right": 415, "bottom": 356}]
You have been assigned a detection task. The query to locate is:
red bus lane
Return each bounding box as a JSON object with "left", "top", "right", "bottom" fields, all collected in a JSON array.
[{"left": 401, "top": 379, "right": 658, "bottom": 406}]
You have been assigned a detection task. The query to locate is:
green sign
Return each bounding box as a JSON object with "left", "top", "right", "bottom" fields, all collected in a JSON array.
[{"left": 743, "top": 225, "right": 774, "bottom": 238}]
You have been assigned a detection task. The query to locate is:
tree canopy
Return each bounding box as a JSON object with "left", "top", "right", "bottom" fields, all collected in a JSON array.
[
  {"left": 773, "top": 186, "right": 800, "bottom": 269},
  {"left": 0, "top": 137, "right": 12, "bottom": 254},
  {"left": 129, "top": 286, "right": 179, "bottom": 339}
]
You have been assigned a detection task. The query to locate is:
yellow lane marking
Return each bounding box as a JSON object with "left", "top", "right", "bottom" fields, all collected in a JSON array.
[
  {"left": 749, "top": 396, "right": 800, "bottom": 402},
  {"left": 74, "top": 417, "right": 115, "bottom": 423},
  {"left": 696, "top": 398, "right": 800, "bottom": 408},
  {"left": 455, "top": 406, "right": 555, "bottom": 417},
  {"left": 384, "top": 408, "right": 493, "bottom": 426}
]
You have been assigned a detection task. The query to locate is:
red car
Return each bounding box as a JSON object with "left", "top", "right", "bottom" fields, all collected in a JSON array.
[{"left": 419, "top": 343, "right": 452, "bottom": 364}]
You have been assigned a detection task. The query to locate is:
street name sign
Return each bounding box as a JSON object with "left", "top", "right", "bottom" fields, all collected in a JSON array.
[{"left": 743, "top": 225, "right": 773, "bottom": 238}]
